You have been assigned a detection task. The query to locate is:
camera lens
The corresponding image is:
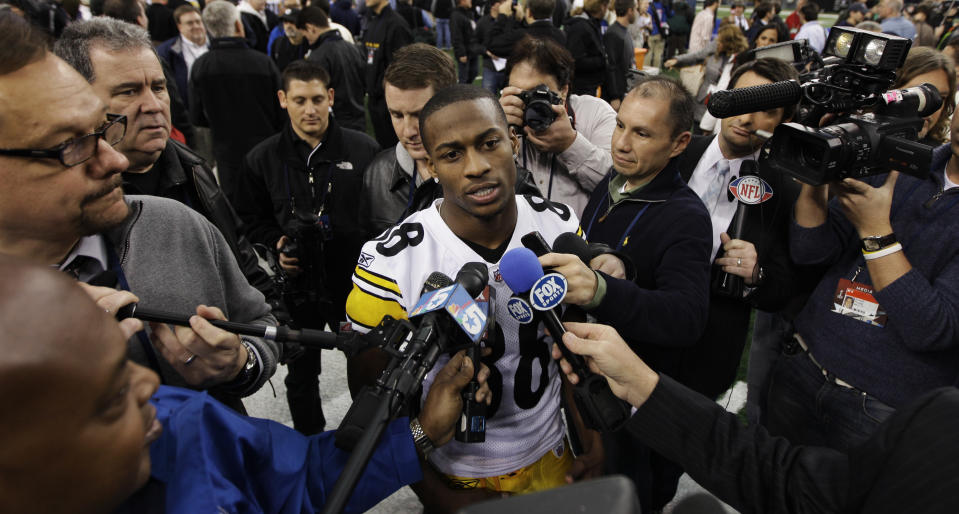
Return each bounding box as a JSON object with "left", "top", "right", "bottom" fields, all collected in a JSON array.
[{"left": 800, "top": 146, "right": 822, "bottom": 169}]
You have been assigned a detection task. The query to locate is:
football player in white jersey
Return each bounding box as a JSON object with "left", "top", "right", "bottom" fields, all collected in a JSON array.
[{"left": 345, "top": 85, "right": 605, "bottom": 511}]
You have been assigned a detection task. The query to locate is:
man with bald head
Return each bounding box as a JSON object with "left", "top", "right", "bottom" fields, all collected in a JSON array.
[
  {"left": 0, "top": 11, "right": 278, "bottom": 412},
  {"left": 0, "top": 255, "right": 490, "bottom": 513}
]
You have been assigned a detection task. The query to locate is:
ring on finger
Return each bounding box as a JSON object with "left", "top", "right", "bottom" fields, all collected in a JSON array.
[
  {"left": 737, "top": 258, "right": 742, "bottom": 267},
  {"left": 184, "top": 354, "right": 197, "bottom": 365}
]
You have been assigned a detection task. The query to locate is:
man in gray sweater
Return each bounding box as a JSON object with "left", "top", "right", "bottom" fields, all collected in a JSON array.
[{"left": 0, "top": 12, "right": 277, "bottom": 412}]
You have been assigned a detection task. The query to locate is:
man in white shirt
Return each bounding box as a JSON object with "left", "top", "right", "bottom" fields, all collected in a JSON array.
[
  {"left": 689, "top": 0, "right": 718, "bottom": 52},
  {"left": 157, "top": 5, "right": 209, "bottom": 108},
  {"left": 794, "top": 2, "right": 826, "bottom": 54},
  {"left": 499, "top": 36, "right": 616, "bottom": 218},
  {"left": 673, "top": 58, "right": 803, "bottom": 403},
  {"left": 728, "top": 0, "right": 749, "bottom": 33}
]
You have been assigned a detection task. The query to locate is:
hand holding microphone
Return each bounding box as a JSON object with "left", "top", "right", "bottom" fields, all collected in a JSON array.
[{"left": 500, "top": 246, "right": 630, "bottom": 432}]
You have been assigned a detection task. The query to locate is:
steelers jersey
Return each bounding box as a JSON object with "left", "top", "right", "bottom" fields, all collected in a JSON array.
[{"left": 346, "top": 195, "right": 581, "bottom": 478}]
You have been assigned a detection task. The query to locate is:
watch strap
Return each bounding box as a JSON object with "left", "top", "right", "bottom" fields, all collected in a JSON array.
[
  {"left": 861, "top": 233, "right": 898, "bottom": 252},
  {"left": 410, "top": 417, "right": 435, "bottom": 459}
]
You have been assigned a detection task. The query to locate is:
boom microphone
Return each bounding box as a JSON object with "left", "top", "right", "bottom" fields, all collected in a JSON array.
[
  {"left": 707, "top": 79, "right": 802, "bottom": 119},
  {"left": 114, "top": 303, "right": 372, "bottom": 353}
]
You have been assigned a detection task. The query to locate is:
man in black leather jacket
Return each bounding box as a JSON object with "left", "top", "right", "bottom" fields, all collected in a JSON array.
[
  {"left": 235, "top": 60, "right": 379, "bottom": 434},
  {"left": 53, "top": 16, "right": 281, "bottom": 312},
  {"left": 359, "top": 43, "right": 539, "bottom": 240}
]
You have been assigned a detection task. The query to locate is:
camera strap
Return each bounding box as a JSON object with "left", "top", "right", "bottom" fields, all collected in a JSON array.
[{"left": 285, "top": 163, "right": 333, "bottom": 216}]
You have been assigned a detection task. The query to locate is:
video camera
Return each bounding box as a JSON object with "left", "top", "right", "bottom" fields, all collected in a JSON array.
[
  {"left": 707, "top": 27, "right": 943, "bottom": 186},
  {"left": 277, "top": 208, "right": 333, "bottom": 311},
  {"left": 517, "top": 84, "right": 563, "bottom": 133}
]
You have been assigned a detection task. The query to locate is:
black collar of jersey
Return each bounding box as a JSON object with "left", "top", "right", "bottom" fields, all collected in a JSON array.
[{"left": 457, "top": 226, "right": 516, "bottom": 263}]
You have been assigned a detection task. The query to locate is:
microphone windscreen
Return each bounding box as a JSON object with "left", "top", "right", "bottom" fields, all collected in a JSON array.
[
  {"left": 421, "top": 272, "right": 453, "bottom": 295},
  {"left": 707, "top": 80, "right": 802, "bottom": 119},
  {"left": 456, "top": 262, "right": 489, "bottom": 298},
  {"left": 552, "top": 232, "right": 591, "bottom": 263},
  {"left": 500, "top": 248, "right": 544, "bottom": 293}
]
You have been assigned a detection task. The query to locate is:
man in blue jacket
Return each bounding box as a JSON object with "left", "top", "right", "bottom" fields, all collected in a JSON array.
[
  {"left": 540, "top": 76, "right": 711, "bottom": 512},
  {"left": 0, "top": 256, "right": 490, "bottom": 514}
]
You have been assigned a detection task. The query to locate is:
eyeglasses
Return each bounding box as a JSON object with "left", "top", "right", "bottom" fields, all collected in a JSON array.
[{"left": 0, "top": 114, "right": 127, "bottom": 167}]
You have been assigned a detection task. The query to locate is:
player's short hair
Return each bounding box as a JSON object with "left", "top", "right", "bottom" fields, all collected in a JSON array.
[{"left": 418, "top": 84, "right": 507, "bottom": 151}]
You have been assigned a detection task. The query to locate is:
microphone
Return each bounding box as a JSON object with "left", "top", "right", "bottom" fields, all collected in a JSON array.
[
  {"left": 406, "top": 264, "right": 490, "bottom": 385},
  {"left": 114, "top": 303, "right": 376, "bottom": 354},
  {"left": 707, "top": 79, "right": 802, "bottom": 119},
  {"left": 455, "top": 263, "right": 491, "bottom": 443},
  {"left": 713, "top": 160, "right": 773, "bottom": 298},
  {"left": 524, "top": 231, "right": 590, "bottom": 324},
  {"left": 500, "top": 248, "right": 630, "bottom": 432}
]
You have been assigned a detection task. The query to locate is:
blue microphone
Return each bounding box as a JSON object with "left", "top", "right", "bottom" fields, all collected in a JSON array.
[{"left": 499, "top": 248, "right": 630, "bottom": 432}]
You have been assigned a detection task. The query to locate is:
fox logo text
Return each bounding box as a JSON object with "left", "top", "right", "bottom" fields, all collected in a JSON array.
[
  {"left": 507, "top": 297, "right": 535, "bottom": 323},
  {"left": 530, "top": 273, "right": 567, "bottom": 311}
]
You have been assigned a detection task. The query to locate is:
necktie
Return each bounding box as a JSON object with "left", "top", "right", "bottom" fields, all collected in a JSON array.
[
  {"left": 62, "top": 255, "right": 103, "bottom": 282},
  {"left": 703, "top": 159, "right": 731, "bottom": 217}
]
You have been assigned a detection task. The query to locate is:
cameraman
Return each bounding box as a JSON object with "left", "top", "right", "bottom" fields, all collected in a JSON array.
[
  {"left": 499, "top": 35, "right": 617, "bottom": 217},
  {"left": 236, "top": 60, "right": 379, "bottom": 435},
  {"left": 766, "top": 98, "right": 959, "bottom": 452}
]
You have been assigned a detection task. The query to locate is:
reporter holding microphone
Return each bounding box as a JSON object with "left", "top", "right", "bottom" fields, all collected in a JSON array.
[
  {"left": 553, "top": 321, "right": 959, "bottom": 514},
  {"left": 538, "top": 77, "right": 712, "bottom": 512}
]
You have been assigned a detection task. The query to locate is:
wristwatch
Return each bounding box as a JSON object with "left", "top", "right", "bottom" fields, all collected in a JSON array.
[
  {"left": 861, "top": 233, "right": 898, "bottom": 252},
  {"left": 409, "top": 417, "right": 435, "bottom": 460},
  {"left": 232, "top": 339, "right": 259, "bottom": 387}
]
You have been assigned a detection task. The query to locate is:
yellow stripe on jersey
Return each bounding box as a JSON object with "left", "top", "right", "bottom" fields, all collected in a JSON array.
[
  {"left": 576, "top": 226, "right": 584, "bottom": 238},
  {"left": 355, "top": 266, "right": 402, "bottom": 297},
  {"left": 345, "top": 283, "right": 408, "bottom": 329}
]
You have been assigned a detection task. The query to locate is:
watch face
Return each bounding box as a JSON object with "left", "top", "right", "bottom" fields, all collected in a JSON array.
[{"left": 863, "top": 239, "right": 881, "bottom": 251}]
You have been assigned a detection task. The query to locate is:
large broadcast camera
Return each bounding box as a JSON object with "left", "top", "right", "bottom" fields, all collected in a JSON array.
[{"left": 707, "top": 27, "right": 943, "bottom": 185}]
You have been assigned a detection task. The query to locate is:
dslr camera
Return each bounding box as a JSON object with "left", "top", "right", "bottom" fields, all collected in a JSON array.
[
  {"left": 707, "top": 27, "right": 943, "bottom": 186},
  {"left": 517, "top": 84, "right": 563, "bottom": 133}
]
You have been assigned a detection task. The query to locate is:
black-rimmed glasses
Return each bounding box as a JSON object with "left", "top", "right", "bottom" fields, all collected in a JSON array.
[{"left": 0, "top": 113, "right": 127, "bottom": 167}]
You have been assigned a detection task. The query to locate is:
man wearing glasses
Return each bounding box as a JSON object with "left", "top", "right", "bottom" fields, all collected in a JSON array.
[{"left": 0, "top": 11, "right": 278, "bottom": 413}]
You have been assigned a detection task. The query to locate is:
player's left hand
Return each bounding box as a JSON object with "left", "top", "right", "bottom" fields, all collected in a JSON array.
[
  {"left": 524, "top": 103, "right": 577, "bottom": 154},
  {"left": 539, "top": 252, "right": 597, "bottom": 306},
  {"left": 566, "top": 429, "right": 604, "bottom": 483},
  {"left": 836, "top": 171, "right": 898, "bottom": 238}
]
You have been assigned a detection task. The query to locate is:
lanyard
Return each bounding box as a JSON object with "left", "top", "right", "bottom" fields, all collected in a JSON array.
[
  {"left": 585, "top": 191, "right": 651, "bottom": 250},
  {"left": 105, "top": 242, "right": 165, "bottom": 383}
]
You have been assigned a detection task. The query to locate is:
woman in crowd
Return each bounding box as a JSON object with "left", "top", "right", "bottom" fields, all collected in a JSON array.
[
  {"left": 664, "top": 22, "right": 749, "bottom": 126},
  {"left": 893, "top": 46, "right": 957, "bottom": 146},
  {"left": 750, "top": 23, "right": 780, "bottom": 48}
]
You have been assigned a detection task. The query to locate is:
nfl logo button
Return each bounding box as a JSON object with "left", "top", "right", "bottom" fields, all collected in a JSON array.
[{"left": 729, "top": 176, "right": 774, "bottom": 205}]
